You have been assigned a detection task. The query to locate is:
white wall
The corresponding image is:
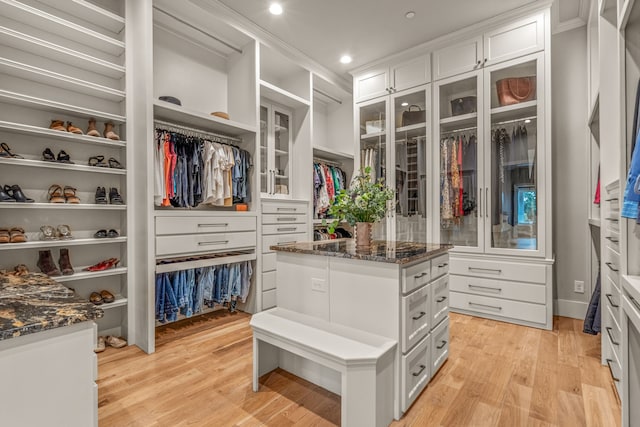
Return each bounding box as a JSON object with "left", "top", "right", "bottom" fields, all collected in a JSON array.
[{"left": 551, "top": 26, "right": 590, "bottom": 318}]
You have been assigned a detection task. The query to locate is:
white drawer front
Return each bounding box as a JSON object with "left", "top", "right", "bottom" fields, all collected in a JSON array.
[
  {"left": 262, "top": 223, "right": 307, "bottom": 235},
  {"left": 430, "top": 318, "right": 449, "bottom": 377},
  {"left": 431, "top": 275, "right": 449, "bottom": 327},
  {"left": 156, "top": 231, "right": 256, "bottom": 257},
  {"left": 262, "top": 271, "right": 276, "bottom": 291},
  {"left": 262, "top": 214, "right": 307, "bottom": 225},
  {"left": 402, "top": 260, "right": 431, "bottom": 294},
  {"left": 262, "top": 289, "right": 277, "bottom": 310},
  {"left": 431, "top": 254, "right": 449, "bottom": 279},
  {"left": 401, "top": 334, "right": 430, "bottom": 412},
  {"left": 262, "top": 253, "right": 277, "bottom": 272},
  {"left": 450, "top": 257, "right": 546, "bottom": 284},
  {"left": 156, "top": 216, "right": 256, "bottom": 236},
  {"left": 450, "top": 291, "right": 546, "bottom": 325},
  {"left": 401, "top": 284, "right": 431, "bottom": 354},
  {"left": 262, "top": 202, "right": 308, "bottom": 215},
  {"left": 262, "top": 233, "right": 306, "bottom": 254},
  {"left": 605, "top": 262, "right": 620, "bottom": 289},
  {"left": 450, "top": 275, "right": 546, "bottom": 304},
  {"left": 605, "top": 285, "right": 621, "bottom": 327}
]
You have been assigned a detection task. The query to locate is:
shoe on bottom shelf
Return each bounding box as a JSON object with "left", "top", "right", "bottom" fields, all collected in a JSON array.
[
  {"left": 94, "top": 336, "right": 106, "bottom": 353},
  {"left": 105, "top": 335, "right": 127, "bottom": 348}
]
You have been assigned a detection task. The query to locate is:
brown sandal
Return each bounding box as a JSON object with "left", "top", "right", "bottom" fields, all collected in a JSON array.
[
  {"left": 0, "top": 228, "right": 9, "bottom": 244},
  {"left": 48, "top": 185, "right": 65, "bottom": 203},
  {"left": 49, "top": 119, "right": 66, "bottom": 132},
  {"left": 63, "top": 186, "right": 80, "bottom": 204},
  {"left": 9, "top": 227, "right": 26, "bottom": 243},
  {"left": 66, "top": 121, "right": 83, "bottom": 134}
]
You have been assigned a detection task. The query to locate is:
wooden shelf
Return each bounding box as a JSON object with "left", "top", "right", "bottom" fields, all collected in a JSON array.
[
  {"left": 99, "top": 296, "right": 128, "bottom": 310},
  {"left": 0, "top": 157, "right": 126, "bottom": 175},
  {"left": 260, "top": 80, "right": 311, "bottom": 108},
  {"left": 0, "top": 90, "right": 125, "bottom": 123},
  {"left": 361, "top": 131, "right": 386, "bottom": 140},
  {"left": 0, "top": 236, "right": 127, "bottom": 251},
  {"left": 312, "top": 145, "right": 354, "bottom": 161},
  {"left": 1, "top": 0, "right": 124, "bottom": 56},
  {"left": 396, "top": 123, "right": 426, "bottom": 133},
  {"left": 54, "top": 266, "right": 127, "bottom": 283},
  {"left": 153, "top": 101, "right": 256, "bottom": 137},
  {"left": 439, "top": 112, "right": 478, "bottom": 132},
  {"left": 491, "top": 100, "right": 537, "bottom": 123},
  {"left": 36, "top": 0, "right": 125, "bottom": 34},
  {"left": 0, "top": 25, "right": 125, "bottom": 79},
  {"left": 0, "top": 121, "right": 126, "bottom": 147},
  {"left": 0, "top": 203, "right": 126, "bottom": 210}
]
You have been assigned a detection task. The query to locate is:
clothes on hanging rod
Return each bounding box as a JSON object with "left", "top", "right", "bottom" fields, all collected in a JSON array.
[
  {"left": 313, "top": 156, "right": 342, "bottom": 167},
  {"left": 313, "top": 162, "right": 347, "bottom": 218},
  {"left": 154, "top": 119, "right": 242, "bottom": 144},
  {"left": 441, "top": 125, "right": 478, "bottom": 135},
  {"left": 440, "top": 132, "right": 477, "bottom": 226},
  {"left": 491, "top": 115, "right": 537, "bottom": 127}
]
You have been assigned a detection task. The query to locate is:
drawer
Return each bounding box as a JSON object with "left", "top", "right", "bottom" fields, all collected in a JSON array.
[
  {"left": 431, "top": 275, "right": 449, "bottom": 327},
  {"left": 262, "top": 214, "right": 307, "bottom": 225},
  {"left": 262, "top": 271, "right": 276, "bottom": 291},
  {"left": 431, "top": 254, "right": 449, "bottom": 279},
  {"left": 430, "top": 318, "right": 449, "bottom": 377},
  {"left": 156, "top": 216, "right": 256, "bottom": 236},
  {"left": 450, "top": 291, "right": 546, "bottom": 325},
  {"left": 402, "top": 260, "right": 431, "bottom": 294},
  {"left": 605, "top": 305, "right": 621, "bottom": 355},
  {"left": 262, "top": 289, "right": 277, "bottom": 310},
  {"left": 605, "top": 286, "right": 621, "bottom": 327},
  {"left": 401, "top": 334, "right": 430, "bottom": 412},
  {"left": 262, "top": 233, "right": 306, "bottom": 254},
  {"left": 604, "top": 341, "right": 622, "bottom": 388},
  {"left": 262, "top": 202, "right": 308, "bottom": 215},
  {"left": 262, "top": 223, "right": 308, "bottom": 235},
  {"left": 450, "top": 275, "right": 546, "bottom": 304},
  {"left": 262, "top": 253, "right": 277, "bottom": 272},
  {"left": 605, "top": 262, "right": 620, "bottom": 288},
  {"left": 450, "top": 257, "right": 546, "bottom": 284},
  {"left": 401, "top": 284, "right": 431, "bottom": 353},
  {"left": 156, "top": 231, "right": 256, "bottom": 257}
]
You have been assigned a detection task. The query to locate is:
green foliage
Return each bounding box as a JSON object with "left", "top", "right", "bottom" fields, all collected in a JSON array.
[{"left": 325, "top": 167, "right": 394, "bottom": 233}]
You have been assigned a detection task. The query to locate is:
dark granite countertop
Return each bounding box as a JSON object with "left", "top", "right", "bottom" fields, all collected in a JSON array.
[
  {"left": 0, "top": 272, "right": 103, "bottom": 341},
  {"left": 270, "top": 239, "right": 452, "bottom": 264}
]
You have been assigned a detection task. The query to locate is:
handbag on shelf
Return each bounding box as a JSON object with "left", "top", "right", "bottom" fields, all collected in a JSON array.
[
  {"left": 496, "top": 77, "right": 536, "bottom": 106},
  {"left": 450, "top": 96, "right": 477, "bottom": 116},
  {"left": 401, "top": 105, "right": 426, "bottom": 127}
]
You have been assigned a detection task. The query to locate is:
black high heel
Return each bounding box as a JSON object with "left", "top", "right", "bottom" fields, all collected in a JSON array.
[
  {"left": 0, "top": 185, "right": 15, "bottom": 202},
  {"left": 56, "top": 150, "right": 74, "bottom": 164},
  {"left": 0, "top": 142, "right": 23, "bottom": 159},
  {"left": 42, "top": 148, "right": 56, "bottom": 162},
  {"left": 5, "top": 184, "right": 34, "bottom": 203}
]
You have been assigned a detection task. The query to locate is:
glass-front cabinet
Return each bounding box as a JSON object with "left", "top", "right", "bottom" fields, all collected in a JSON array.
[{"left": 260, "top": 102, "right": 292, "bottom": 198}]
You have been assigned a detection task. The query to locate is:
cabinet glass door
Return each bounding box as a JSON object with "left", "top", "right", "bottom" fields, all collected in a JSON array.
[
  {"left": 487, "top": 56, "right": 541, "bottom": 253},
  {"left": 260, "top": 105, "right": 268, "bottom": 194},
  {"left": 393, "top": 86, "right": 428, "bottom": 243},
  {"left": 273, "top": 107, "right": 291, "bottom": 196},
  {"left": 437, "top": 74, "right": 481, "bottom": 249}
]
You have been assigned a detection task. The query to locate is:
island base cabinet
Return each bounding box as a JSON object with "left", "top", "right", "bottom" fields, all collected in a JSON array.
[
  {"left": 401, "top": 334, "right": 431, "bottom": 412},
  {"left": 431, "top": 318, "right": 450, "bottom": 376}
]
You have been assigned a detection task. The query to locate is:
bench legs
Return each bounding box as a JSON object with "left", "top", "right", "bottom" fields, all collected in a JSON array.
[{"left": 253, "top": 336, "right": 279, "bottom": 392}]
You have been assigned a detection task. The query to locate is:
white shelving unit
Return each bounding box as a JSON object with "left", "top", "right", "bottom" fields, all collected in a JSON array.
[{"left": 153, "top": 101, "right": 256, "bottom": 137}]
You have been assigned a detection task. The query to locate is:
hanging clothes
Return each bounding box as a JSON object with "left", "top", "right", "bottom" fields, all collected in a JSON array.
[
  {"left": 583, "top": 271, "right": 601, "bottom": 335},
  {"left": 313, "top": 162, "right": 347, "bottom": 218},
  {"left": 440, "top": 132, "right": 478, "bottom": 225},
  {"left": 622, "top": 78, "right": 640, "bottom": 219}
]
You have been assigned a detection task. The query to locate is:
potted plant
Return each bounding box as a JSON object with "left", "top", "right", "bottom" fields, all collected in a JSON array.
[{"left": 325, "top": 166, "right": 394, "bottom": 248}]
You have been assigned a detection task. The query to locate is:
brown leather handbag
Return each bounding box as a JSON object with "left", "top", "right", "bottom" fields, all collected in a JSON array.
[{"left": 496, "top": 77, "right": 536, "bottom": 106}]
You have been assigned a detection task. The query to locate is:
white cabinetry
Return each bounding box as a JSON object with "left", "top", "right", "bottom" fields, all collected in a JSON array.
[
  {"left": 621, "top": 276, "right": 640, "bottom": 427},
  {"left": 260, "top": 103, "right": 293, "bottom": 198},
  {"left": 354, "top": 55, "right": 431, "bottom": 103}
]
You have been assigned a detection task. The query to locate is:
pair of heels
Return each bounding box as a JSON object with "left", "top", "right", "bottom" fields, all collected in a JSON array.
[
  {"left": 43, "top": 148, "right": 73, "bottom": 164},
  {"left": 88, "top": 156, "right": 122, "bottom": 169},
  {"left": 95, "top": 187, "right": 123, "bottom": 205},
  {"left": 85, "top": 257, "right": 120, "bottom": 272},
  {"left": 48, "top": 184, "right": 80, "bottom": 204},
  {"left": 0, "top": 184, "right": 33, "bottom": 202},
  {"left": 40, "top": 224, "right": 73, "bottom": 240},
  {"left": 0, "top": 142, "right": 23, "bottom": 159},
  {"left": 49, "top": 119, "right": 120, "bottom": 140}
]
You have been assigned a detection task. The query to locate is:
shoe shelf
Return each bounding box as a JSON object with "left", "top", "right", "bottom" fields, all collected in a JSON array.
[
  {"left": 99, "top": 296, "right": 128, "bottom": 310},
  {"left": 1, "top": 0, "right": 125, "bottom": 57},
  {"left": 0, "top": 57, "right": 125, "bottom": 102},
  {"left": 0, "top": 121, "right": 126, "bottom": 147},
  {"left": 0, "top": 90, "right": 126, "bottom": 123},
  {"left": 153, "top": 101, "right": 257, "bottom": 137},
  {"left": 0, "top": 203, "right": 127, "bottom": 210},
  {"left": 0, "top": 26, "right": 125, "bottom": 79},
  {"left": 54, "top": 266, "right": 127, "bottom": 283},
  {"left": 0, "top": 157, "right": 126, "bottom": 175},
  {"left": 35, "top": 0, "right": 125, "bottom": 35},
  {"left": 0, "top": 236, "right": 127, "bottom": 251}
]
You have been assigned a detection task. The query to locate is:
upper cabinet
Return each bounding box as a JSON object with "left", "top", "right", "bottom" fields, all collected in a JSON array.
[
  {"left": 354, "top": 55, "right": 431, "bottom": 103},
  {"left": 433, "top": 13, "right": 545, "bottom": 81}
]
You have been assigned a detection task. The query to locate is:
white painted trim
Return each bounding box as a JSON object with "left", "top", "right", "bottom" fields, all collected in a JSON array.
[
  {"left": 551, "top": 0, "right": 589, "bottom": 35},
  {"left": 554, "top": 298, "right": 589, "bottom": 319}
]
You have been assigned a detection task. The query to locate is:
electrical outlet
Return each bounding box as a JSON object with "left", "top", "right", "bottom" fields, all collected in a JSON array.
[
  {"left": 311, "top": 278, "right": 327, "bottom": 293},
  {"left": 574, "top": 280, "right": 585, "bottom": 293}
]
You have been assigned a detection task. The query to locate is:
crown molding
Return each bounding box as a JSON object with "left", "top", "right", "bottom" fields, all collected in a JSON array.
[{"left": 551, "top": 0, "right": 588, "bottom": 35}]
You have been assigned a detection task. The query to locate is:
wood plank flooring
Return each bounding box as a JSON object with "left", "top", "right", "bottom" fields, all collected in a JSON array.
[{"left": 98, "top": 312, "right": 620, "bottom": 426}]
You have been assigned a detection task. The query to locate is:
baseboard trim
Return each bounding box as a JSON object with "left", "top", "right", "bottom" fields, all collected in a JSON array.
[{"left": 554, "top": 299, "right": 588, "bottom": 319}]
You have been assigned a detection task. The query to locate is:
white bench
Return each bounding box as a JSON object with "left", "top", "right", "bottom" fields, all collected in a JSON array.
[{"left": 250, "top": 308, "right": 397, "bottom": 427}]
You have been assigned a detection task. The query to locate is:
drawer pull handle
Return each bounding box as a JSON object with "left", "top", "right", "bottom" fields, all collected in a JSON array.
[
  {"left": 436, "top": 296, "right": 447, "bottom": 303},
  {"left": 198, "top": 223, "right": 228, "bottom": 227},
  {"left": 606, "top": 359, "right": 620, "bottom": 382},
  {"left": 277, "top": 207, "right": 298, "bottom": 211},
  {"left": 605, "top": 236, "right": 619, "bottom": 243},
  {"left": 437, "top": 263, "right": 449, "bottom": 268},
  {"left": 412, "top": 311, "right": 427, "bottom": 320},
  {"left": 277, "top": 227, "right": 298, "bottom": 232},
  {"left": 276, "top": 217, "right": 297, "bottom": 221},
  {"left": 468, "top": 267, "right": 502, "bottom": 274},
  {"left": 198, "top": 240, "right": 229, "bottom": 246},
  {"left": 605, "top": 198, "right": 619, "bottom": 202},
  {"left": 605, "top": 262, "right": 619, "bottom": 272},
  {"left": 605, "top": 217, "right": 619, "bottom": 222},
  {"left": 437, "top": 340, "right": 447, "bottom": 349},
  {"left": 414, "top": 272, "right": 428, "bottom": 279},
  {"left": 468, "top": 301, "right": 502, "bottom": 311},
  {"left": 412, "top": 364, "right": 426, "bottom": 377},
  {"left": 631, "top": 296, "right": 640, "bottom": 311},
  {"left": 605, "top": 293, "right": 619, "bottom": 308},
  {"left": 278, "top": 241, "right": 296, "bottom": 245},
  {"left": 605, "top": 327, "right": 620, "bottom": 346},
  {"left": 468, "top": 284, "right": 502, "bottom": 293}
]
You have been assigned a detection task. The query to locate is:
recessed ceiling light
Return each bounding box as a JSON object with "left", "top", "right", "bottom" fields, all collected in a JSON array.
[
  {"left": 269, "top": 3, "right": 283, "bottom": 15},
  {"left": 405, "top": 11, "right": 416, "bottom": 19},
  {"left": 340, "top": 55, "right": 352, "bottom": 64},
  {"left": 401, "top": 102, "right": 409, "bottom": 107}
]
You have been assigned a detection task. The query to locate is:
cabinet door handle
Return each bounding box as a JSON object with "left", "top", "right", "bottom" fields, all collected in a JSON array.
[
  {"left": 605, "top": 262, "right": 619, "bottom": 272},
  {"left": 412, "top": 364, "right": 426, "bottom": 377},
  {"left": 478, "top": 188, "right": 482, "bottom": 217},
  {"left": 468, "top": 267, "right": 502, "bottom": 274},
  {"left": 198, "top": 240, "right": 229, "bottom": 246},
  {"left": 437, "top": 263, "right": 448, "bottom": 268},
  {"left": 605, "top": 293, "right": 619, "bottom": 308},
  {"left": 277, "top": 207, "right": 298, "bottom": 212},
  {"left": 412, "top": 311, "right": 427, "bottom": 320},
  {"left": 606, "top": 359, "right": 620, "bottom": 382},
  {"left": 476, "top": 60, "right": 481, "bottom": 66},
  {"left": 483, "top": 58, "right": 488, "bottom": 64},
  {"left": 277, "top": 227, "right": 297, "bottom": 232},
  {"left": 469, "top": 301, "right": 502, "bottom": 311},
  {"left": 414, "top": 272, "right": 428, "bottom": 279},
  {"left": 605, "top": 198, "right": 619, "bottom": 202},
  {"left": 272, "top": 170, "right": 276, "bottom": 194},
  {"left": 437, "top": 340, "right": 447, "bottom": 349},
  {"left": 605, "top": 236, "right": 619, "bottom": 243},
  {"left": 469, "top": 284, "right": 502, "bottom": 293},
  {"left": 197, "top": 223, "right": 228, "bottom": 228},
  {"left": 276, "top": 217, "right": 297, "bottom": 221},
  {"left": 485, "top": 188, "right": 489, "bottom": 218},
  {"left": 436, "top": 296, "right": 447, "bottom": 303},
  {"left": 605, "top": 327, "right": 620, "bottom": 346},
  {"left": 605, "top": 217, "right": 619, "bottom": 222}
]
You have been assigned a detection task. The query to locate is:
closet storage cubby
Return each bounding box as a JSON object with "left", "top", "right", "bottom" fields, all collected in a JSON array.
[{"left": 0, "top": 0, "right": 129, "bottom": 338}]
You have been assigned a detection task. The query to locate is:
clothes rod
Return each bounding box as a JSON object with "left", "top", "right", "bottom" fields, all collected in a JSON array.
[
  {"left": 441, "top": 125, "right": 477, "bottom": 135},
  {"left": 154, "top": 119, "right": 243, "bottom": 144},
  {"left": 313, "top": 157, "right": 343, "bottom": 167},
  {"left": 313, "top": 88, "right": 343, "bottom": 104},
  {"left": 153, "top": 6, "right": 243, "bottom": 54},
  {"left": 492, "top": 115, "right": 537, "bottom": 127}
]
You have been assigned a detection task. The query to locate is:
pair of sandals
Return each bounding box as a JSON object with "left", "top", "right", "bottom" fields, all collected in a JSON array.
[
  {"left": 0, "top": 227, "right": 26, "bottom": 243},
  {"left": 43, "top": 148, "right": 73, "bottom": 164},
  {"left": 88, "top": 155, "right": 122, "bottom": 169},
  {"left": 94, "top": 229, "right": 119, "bottom": 238},
  {"left": 89, "top": 289, "right": 115, "bottom": 305},
  {"left": 40, "top": 224, "right": 73, "bottom": 240},
  {"left": 0, "top": 142, "right": 23, "bottom": 159},
  {"left": 48, "top": 185, "right": 80, "bottom": 203}
]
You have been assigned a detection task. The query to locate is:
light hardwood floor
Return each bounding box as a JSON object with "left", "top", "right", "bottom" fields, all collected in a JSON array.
[{"left": 98, "top": 312, "right": 620, "bottom": 426}]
